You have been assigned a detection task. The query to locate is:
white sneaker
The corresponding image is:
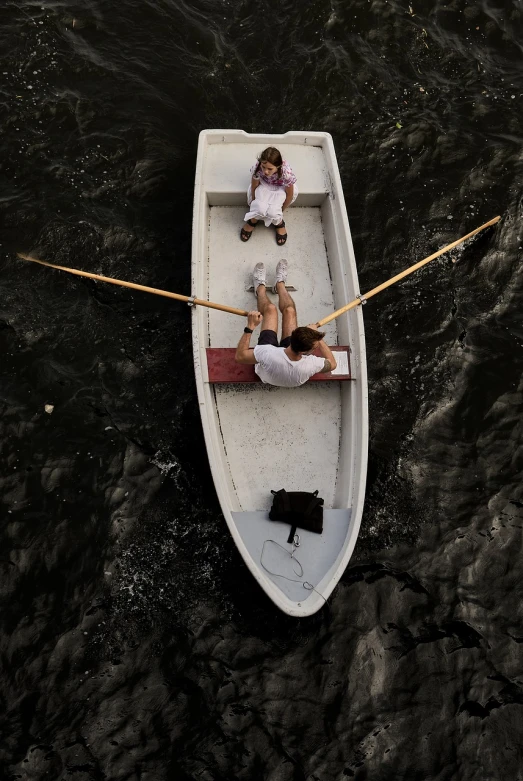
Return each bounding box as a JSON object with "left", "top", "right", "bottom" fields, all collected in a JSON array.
[
  {"left": 272, "top": 258, "right": 288, "bottom": 293},
  {"left": 253, "top": 262, "right": 266, "bottom": 295}
]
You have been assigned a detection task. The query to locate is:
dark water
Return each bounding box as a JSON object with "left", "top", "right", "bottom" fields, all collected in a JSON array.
[{"left": 1, "top": 0, "right": 523, "bottom": 778}]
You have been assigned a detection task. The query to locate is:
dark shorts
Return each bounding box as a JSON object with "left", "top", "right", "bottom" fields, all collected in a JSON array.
[{"left": 258, "top": 329, "right": 291, "bottom": 349}]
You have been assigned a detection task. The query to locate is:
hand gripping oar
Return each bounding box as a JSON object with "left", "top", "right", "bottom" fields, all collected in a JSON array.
[
  {"left": 316, "top": 216, "right": 501, "bottom": 327},
  {"left": 16, "top": 254, "right": 249, "bottom": 317}
]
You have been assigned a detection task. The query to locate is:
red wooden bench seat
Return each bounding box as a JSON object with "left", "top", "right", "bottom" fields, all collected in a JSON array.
[{"left": 206, "top": 346, "right": 353, "bottom": 383}]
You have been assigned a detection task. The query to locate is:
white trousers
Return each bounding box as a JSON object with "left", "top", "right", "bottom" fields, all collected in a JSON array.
[{"left": 244, "top": 181, "right": 298, "bottom": 227}]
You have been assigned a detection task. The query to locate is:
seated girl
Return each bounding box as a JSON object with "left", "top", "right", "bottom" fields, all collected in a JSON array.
[{"left": 240, "top": 147, "right": 298, "bottom": 246}]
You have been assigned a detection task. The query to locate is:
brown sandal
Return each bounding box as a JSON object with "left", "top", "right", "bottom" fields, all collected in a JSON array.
[
  {"left": 240, "top": 218, "right": 258, "bottom": 242},
  {"left": 274, "top": 220, "right": 287, "bottom": 246}
]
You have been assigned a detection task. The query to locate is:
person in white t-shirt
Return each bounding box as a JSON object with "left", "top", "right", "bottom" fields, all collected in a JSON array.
[{"left": 235, "top": 260, "right": 337, "bottom": 388}]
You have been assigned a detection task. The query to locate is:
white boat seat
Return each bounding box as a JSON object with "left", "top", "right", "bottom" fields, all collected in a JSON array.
[{"left": 202, "top": 142, "right": 331, "bottom": 206}]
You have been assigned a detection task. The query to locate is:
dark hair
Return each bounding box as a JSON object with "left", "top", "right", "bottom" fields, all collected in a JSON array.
[
  {"left": 256, "top": 146, "right": 283, "bottom": 175},
  {"left": 290, "top": 326, "right": 325, "bottom": 353}
]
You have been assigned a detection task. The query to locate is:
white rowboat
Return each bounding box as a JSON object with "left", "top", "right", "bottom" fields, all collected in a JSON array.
[{"left": 191, "top": 130, "right": 368, "bottom": 617}]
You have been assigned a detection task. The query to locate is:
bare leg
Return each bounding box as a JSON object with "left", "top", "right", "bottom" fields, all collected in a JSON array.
[
  {"left": 256, "top": 285, "right": 278, "bottom": 333},
  {"left": 268, "top": 196, "right": 286, "bottom": 237},
  {"left": 277, "top": 283, "right": 297, "bottom": 339},
  {"left": 241, "top": 218, "right": 258, "bottom": 235}
]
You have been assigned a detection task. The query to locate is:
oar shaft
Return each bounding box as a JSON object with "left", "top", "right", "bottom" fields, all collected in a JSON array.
[
  {"left": 16, "top": 254, "right": 249, "bottom": 317},
  {"left": 317, "top": 216, "right": 501, "bottom": 327}
]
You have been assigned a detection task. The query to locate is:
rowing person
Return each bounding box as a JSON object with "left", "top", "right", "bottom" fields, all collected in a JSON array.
[{"left": 235, "top": 261, "right": 337, "bottom": 387}]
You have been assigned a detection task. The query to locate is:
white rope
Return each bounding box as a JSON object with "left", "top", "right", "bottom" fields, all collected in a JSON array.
[{"left": 260, "top": 539, "right": 326, "bottom": 603}]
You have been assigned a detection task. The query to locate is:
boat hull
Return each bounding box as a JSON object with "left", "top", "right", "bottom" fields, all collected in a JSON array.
[{"left": 191, "top": 130, "right": 368, "bottom": 616}]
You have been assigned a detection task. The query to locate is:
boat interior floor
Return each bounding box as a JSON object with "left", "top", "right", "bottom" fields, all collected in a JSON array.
[
  {"left": 207, "top": 205, "right": 338, "bottom": 348},
  {"left": 207, "top": 206, "right": 347, "bottom": 513}
]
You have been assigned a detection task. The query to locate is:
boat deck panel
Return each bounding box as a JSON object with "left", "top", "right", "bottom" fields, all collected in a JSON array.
[{"left": 232, "top": 509, "right": 352, "bottom": 602}]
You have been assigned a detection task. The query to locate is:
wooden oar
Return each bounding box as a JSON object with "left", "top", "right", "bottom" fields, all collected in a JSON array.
[
  {"left": 16, "top": 254, "right": 249, "bottom": 317},
  {"left": 316, "top": 216, "right": 501, "bottom": 327}
]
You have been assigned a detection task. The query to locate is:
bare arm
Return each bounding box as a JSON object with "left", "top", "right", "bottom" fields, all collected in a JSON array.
[
  {"left": 235, "top": 333, "right": 257, "bottom": 365},
  {"left": 306, "top": 323, "right": 337, "bottom": 372},
  {"left": 235, "top": 311, "right": 262, "bottom": 364},
  {"left": 282, "top": 184, "right": 294, "bottom": 211},
  {"left": 311, "top": 334, "right": 337, "bottom": 372},
  {"left": 251, "top": 177, "right": 260, "bottom": 197}
]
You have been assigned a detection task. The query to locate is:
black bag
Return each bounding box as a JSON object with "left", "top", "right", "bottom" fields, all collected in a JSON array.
[{"left": 269, "top": 489, "right": 324, "bottom": 542}]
